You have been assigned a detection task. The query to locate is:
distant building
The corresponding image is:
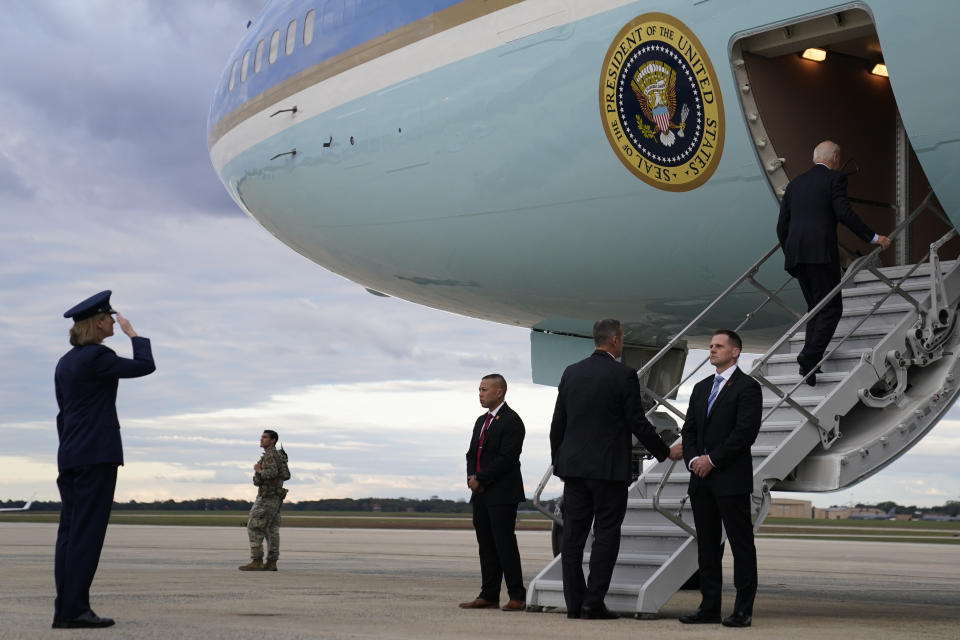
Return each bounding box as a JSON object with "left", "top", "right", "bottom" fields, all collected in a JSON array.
[
  {"left": 770, "top": 498, "right": 812, "bottom": 518},
  {"left": 813, "top": 507, "right": 851, "bottom": 520}
]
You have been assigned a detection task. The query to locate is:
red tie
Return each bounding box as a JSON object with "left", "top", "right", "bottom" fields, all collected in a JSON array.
[{"left": 476, "top": 413, "right": 494, "bottom": 472}]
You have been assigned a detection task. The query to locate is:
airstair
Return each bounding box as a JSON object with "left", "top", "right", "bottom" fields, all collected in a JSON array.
[{"left": 526, "top": 193, "right": 960, "bottom": 616}]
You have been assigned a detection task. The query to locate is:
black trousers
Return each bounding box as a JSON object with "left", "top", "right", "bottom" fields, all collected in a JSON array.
[
  {"left": 690, "top": 485, "right": 757, "bottom": 616},
  {"left": 54, "top": 463, "right": 118, "bottom": 620},
  {"left": 560, "top": 477, "right": 628, "bottom": 612},
  {"left": 472, "top": 493, "right": 525, "bottom": 601},
  {"left": 794, "top": 262, "right": 843, "bottom": 364}
]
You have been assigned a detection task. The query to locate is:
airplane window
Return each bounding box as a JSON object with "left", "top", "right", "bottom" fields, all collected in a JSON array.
[
  {"left": 304, "top": 9, "right": 315, "bottom": 46},
  {"left": 286, "top": 19, "right": 297, "bottom": 56},
  {"left": 254, "top": 39, "right": 264, "bottom": 73},
  {"left": 228, "top": 59, "right": 238, "bottom": 91},
  {"left": 269, "top": 29, "right": 280, "bottom": 64},
  {"left": 240, "top": 50, "right": 250, "bottom": 83}
]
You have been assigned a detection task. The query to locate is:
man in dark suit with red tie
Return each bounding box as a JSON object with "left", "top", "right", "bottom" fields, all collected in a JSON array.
[
  {"left": 550, "top": 319, "right": 683, "bottom": 620},
  {"left": 459, "top": 374, "right": 527, "bottom": 612},
  {"left": 678, "top": 329, "right": 762, "bottom": 628},
  {"left": 777, "top": 140, "right": 891, "bottom": 385}
]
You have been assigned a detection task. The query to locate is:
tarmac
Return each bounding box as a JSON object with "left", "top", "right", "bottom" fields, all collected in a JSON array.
[{"left": 1, "top": 522, "right": 958, "bottom": 639}]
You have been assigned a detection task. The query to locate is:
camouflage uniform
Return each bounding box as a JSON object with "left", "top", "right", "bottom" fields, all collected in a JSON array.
[{"left": 247, "top": 447, "right": 288, "bottom": 563}]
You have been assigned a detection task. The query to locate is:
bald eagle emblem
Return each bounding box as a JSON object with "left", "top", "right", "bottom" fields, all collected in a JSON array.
[{"left": 631, "top": 61, "right": 689, "bottom": 148}]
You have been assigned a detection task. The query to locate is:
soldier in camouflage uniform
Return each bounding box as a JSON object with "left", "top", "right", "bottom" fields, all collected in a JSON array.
[{"left": 239, "top": 429, "right": 289, "bottom": 571}]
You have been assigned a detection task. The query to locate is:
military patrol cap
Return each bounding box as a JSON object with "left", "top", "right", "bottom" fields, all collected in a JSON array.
[{"left": 63, "top": 290, "right": 116, "bottom": 321}]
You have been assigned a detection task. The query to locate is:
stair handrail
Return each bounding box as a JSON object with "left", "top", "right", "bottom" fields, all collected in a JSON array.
[
  {"left": 652, "top": 459, "right": 697, "bottom": 537},
  {"left": 532, "top": 464, "right": 563, "bottom": 526},
  {"left": 748, "top": 192, "right": 946, "bottom": 445},
  {"left": 534, "top": 190, "right": 948, "bottom": 532},
  {"left": 645, "top": 191, "right": 944, "bottom": 528},
  {"left": 635, "top": 242, "right": 794, "bottom": 382}
]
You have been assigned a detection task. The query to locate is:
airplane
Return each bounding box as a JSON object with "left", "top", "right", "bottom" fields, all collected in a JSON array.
[
  {"left": 208, "top": 0, "right": 960, "bottom": 615},
  {"left": 849, "top": 506, "right": 897, "bottom": 520},
  {"left": 207, "top": 0, "right": 959, "bottom": 371},
  {"left": 0, "top": 497, "right": 34, "bottom": 512}
]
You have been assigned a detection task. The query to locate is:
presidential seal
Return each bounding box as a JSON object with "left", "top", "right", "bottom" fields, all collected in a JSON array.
[{"left": 599, "top": 13, "right": 724, "bottom": 191}]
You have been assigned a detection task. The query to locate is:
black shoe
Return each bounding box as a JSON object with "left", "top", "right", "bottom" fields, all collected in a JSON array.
[
  {"left": 566, "top": 609, "right": 581, "bottom": 619},
  {"left": 722, "top": 611, "right": 752, "bottom": 627},
  {"left": 52, "top": 610, "right": 115, "bottom": 628},
  {"left": 678, "top": 607, "right": 721, "bottom": 624},
  {"left": 797, "top": 354, "right": 821, "bottom": 387},
  {"left": 581, "top": 605, "right": 619, "bottom": 619}
]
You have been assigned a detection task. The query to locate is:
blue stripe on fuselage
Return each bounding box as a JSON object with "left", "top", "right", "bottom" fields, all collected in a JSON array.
[{"left": 208, "top": 0, "right": 466, "bottom": 136}]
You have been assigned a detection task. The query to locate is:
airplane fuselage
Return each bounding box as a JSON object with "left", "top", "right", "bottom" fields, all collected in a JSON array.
[{"left": 208, "top": 0, "right": 960, "bottom": 347}]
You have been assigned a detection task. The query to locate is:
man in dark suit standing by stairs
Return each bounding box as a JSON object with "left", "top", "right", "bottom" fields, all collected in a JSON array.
[
  {"left": 777, "top": 140, "right": 891, "bottom": 385},
  {"left": 459, "top": 374, "right": 527, "bottom": 612},
  {"left": 678, "top": 329, "right": 762, "bottom": 628},
  {"left": 550, "top": 318, "right": 683, "bottom": 620}
]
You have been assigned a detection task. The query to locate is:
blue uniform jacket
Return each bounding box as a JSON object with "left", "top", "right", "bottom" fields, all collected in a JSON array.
[{"left": 55, "top": 337, "right": 155, "bottom": 470}]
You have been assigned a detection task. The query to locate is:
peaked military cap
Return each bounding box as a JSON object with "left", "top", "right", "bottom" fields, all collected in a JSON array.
[{"left": 63, "top": 290, "right": 116, "bottom": 321}]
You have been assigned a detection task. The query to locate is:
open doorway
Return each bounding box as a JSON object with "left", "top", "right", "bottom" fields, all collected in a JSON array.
[{"left": 732, "top": 6, "right": 958, "bottom": 266}]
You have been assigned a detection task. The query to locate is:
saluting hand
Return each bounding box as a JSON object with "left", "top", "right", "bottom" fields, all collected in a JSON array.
[{"left": 116, "top": 313, "right": 138, "bottom": 338}]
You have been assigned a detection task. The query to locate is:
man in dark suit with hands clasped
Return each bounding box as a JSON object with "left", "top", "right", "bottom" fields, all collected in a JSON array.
[
  {"left": 459, "top": 374, "right": 527, "bottom": 612},
  {"left": 550, "top": 318, "right": 683, "bottom": 620},
  {"left": 678, "top": 329, "right": 762, "bottom": 628}
]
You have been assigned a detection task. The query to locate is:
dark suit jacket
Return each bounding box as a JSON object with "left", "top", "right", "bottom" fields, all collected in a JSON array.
[
  {"left": 55, "top": 337, "right": 155, "bottom": 471},
  {"left": 550, "top": 350, "right": 670, "bottom": 483},
  {"left": 466, "top": 402, "right": 526, "bottom": 505},
  {"left": 777, "top": 163, "right": 875, "bottom": 274},
  {"left": 681, "top": 367, "right": 762, "bottom": 496}
]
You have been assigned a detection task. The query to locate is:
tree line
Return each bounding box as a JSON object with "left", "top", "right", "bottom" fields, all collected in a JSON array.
[
  {"left": 0, "top": 496, "right": 553, "bottom": 513},
  {"left": 4, "top": 497, "right": 954, "bottom": 516}
]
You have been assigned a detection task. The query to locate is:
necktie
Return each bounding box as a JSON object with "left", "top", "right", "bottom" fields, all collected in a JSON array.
[
  {"left": 707, "top": 375, "right": 724, "bottom": 415},
  {"left": 476, "top": 413, "right": 494, "bottom": 471}
]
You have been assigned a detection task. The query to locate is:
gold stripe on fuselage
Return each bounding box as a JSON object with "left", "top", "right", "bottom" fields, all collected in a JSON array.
[{"left": 208, "top": 0, "right": 526, "bottom": 149}]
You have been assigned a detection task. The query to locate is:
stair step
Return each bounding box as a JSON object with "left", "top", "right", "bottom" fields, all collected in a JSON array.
[
  {"left": 759, "top": 421, "right": 801, "bottom": 432},
  {"left": 763, "top": 372, "right": 846, "bottom": 385},
  {"left": 844, "top": 281, "right": 930, "bottom": 299},
  {"left": 853, "top": 261, "right": 955, "bottom": 283},
  {"left": 751, "top": 444, "right": 778, "bottom": 456},
  {"left": 842, "top": 302, "right": 915, "bottom": 317},
  {"left": 533, "top": 578, "right": 645, "bottom": 597},
  {"left": 583, "top": 552, "right": 672, "bottom": 566},
  {"left": 627, "top": 498, "right": 685, "bottom": 510},
  {"left": 765, "top": 349, "right": 870, "bottom": 364},
  {"left": 641, "top": 473, "right": 689, "bottom": 485},
  {"left": 621, "top": 525, "right": 692, "bottom": 538},
  {"left": 762, "top": 395, "right": 820, "bottom": 409},
  {"left": 786, "top": 327, "right": 888, "bottom": 344}
]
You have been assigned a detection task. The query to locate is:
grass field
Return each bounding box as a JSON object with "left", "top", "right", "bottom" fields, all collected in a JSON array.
[{"left": 2, "top": 511, "right": 958, "bottom": 542}]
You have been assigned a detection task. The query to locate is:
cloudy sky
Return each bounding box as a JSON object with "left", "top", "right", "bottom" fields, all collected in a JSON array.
[{"left": 1, "top": 1, "right": 957, "bottom": 509}]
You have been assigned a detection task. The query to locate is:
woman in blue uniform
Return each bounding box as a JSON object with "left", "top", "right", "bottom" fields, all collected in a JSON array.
[{"left": 53, "top": 290, "right": 155, "bottom": 629}]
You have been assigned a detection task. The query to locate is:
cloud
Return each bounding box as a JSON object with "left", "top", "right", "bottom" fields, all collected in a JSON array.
[
  {"left": 0, "top": 153, "right": 34, "bottom": 201},
  {"left": 0, "top": 0, "right": 262, "bottom": 216},
  {"left": 2, "top": 378, "right": 562, "bottom": 502}
]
